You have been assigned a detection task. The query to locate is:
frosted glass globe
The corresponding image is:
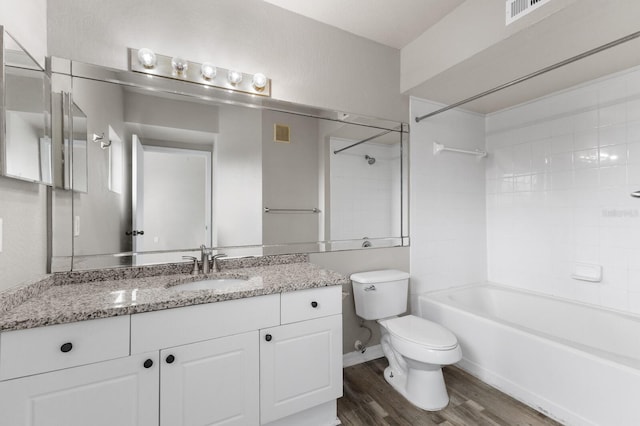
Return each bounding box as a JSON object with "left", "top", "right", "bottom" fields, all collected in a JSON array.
[
  {"left": 137, "top": 48, "right": 157, "bottom": 68},
  {"left": 252, "top": 73, "right": 267, "bottom": 90},
  {"left": 200, "top": 63, "right": 217, "bottom": 80},
  {"left": 171, "top": 57, "right": 189, "bottom": 73},
  {"left": 228, "top": 70, "right": 243, "bottom": 85}
]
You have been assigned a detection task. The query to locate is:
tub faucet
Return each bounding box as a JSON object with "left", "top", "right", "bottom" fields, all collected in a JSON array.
[{"left": 200, "top": 245, "right": 213, "bottom": 274}]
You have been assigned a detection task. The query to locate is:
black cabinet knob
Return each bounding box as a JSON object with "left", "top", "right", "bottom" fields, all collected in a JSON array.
[
  {"left": 166, "top": 354, "right": 175, "bottom": 364},
  {"left": 60, "top": 342, "right": 73, "bottom": 353},
  {"left": 143, "top": 359, "right": 153, "bottom": 369},
  {"left": 265, "top": 334, "right": 272, "bottom": 342},
  {"left": 311, "top": 301, "right": 318, "bottom": 308}
]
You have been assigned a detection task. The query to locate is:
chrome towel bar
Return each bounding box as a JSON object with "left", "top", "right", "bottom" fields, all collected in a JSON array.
[{"left": 264, "top": 207, "right": 321, "bottom": 213}]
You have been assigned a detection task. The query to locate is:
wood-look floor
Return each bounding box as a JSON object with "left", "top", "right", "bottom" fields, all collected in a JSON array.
[{"left": 338, "top": 358, "right": 561, "bottom": 426}]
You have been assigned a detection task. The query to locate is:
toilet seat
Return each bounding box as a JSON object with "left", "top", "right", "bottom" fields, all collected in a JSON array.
[{"left": 384, "top": 315, "right": 458, "bottom": 351}]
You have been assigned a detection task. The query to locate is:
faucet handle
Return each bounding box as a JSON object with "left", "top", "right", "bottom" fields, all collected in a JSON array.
[
  {"left": 182, "top": 256, "right": 200, "bottom": 275},
  {"left": 211, "top": 253, "right": 227, "bottom": 272}
]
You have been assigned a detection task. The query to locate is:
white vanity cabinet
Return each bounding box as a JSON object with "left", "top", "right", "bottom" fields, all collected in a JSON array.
[
  {"left": 0, "top": 285, "right": 343, "bottom": 426},
  {"left": 260, "top": 286, "right": 343, "bottom": 425},
  {"left": 159, "top": 331, "right": 260, "bottom": 426},
  {"left": 131, "top": 294, "right": 280, "bottom": 426},
  {"left": 0, "top": 346, "right": 159, "bottom": 426}
]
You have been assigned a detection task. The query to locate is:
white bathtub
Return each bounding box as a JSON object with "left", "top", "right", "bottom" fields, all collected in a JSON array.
[{"left": 419, "top": 283, "right": 640, "bottom": 426}]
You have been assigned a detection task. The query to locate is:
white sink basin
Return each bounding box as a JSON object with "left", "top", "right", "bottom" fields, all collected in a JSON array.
[{"left": 169, "top": 278, "right": 250, "bottom": 292}]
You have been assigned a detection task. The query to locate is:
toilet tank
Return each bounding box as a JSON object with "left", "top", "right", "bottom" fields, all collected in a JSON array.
[{"left": 351, "top": 270, "right": 410, "bottom": 320}]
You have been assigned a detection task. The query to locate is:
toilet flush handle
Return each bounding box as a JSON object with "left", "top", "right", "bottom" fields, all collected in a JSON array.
[{"left": 364, "top": 285, "right": 376, "bottom": 291}]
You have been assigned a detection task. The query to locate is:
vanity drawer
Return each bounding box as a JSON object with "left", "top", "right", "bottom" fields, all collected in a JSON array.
[
  {"left": 0, "top": 315, "right": 130, "bottom": 381},
  {"left": 131, "top": 293, "right": 280, "bottom": 353},
  {"left": 281, "top": 286, "right": 342, "bottom": 324}
]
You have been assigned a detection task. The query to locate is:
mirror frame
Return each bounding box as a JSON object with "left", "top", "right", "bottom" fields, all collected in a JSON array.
[{"left": 49, "top": 57, "right": 410, "bottom": 271}]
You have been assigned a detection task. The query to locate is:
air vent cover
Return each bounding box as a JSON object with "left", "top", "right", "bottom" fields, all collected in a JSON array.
[
  {"left": 506, "top": 0, "right": 552, "bottom": 25},
  {"left": 274, "top": 124, "right": 290, "bottom": 143}
]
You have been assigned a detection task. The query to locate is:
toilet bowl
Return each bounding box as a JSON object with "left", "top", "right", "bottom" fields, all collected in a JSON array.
[
  {"left": 351, "top": 270, "right": 462, "bottom": 411},
  {"left": 378, "top": 315, "right": 462, "bottom": 410}
]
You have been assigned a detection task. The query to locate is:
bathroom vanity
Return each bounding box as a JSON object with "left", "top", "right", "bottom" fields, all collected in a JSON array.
[{"left": 0, "top": 256, "right": 346, "bottom": 426}]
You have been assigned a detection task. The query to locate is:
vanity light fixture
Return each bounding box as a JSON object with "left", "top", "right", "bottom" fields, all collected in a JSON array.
[
  {"left": 252, "top": 73, "right": 267, "bottom": 90},
  {"left": 200, "top": 62, "right": 217, "bottom": 80},
  {"left": 171, "top": 56, "right": 189, "bottom": 74},
  {"left": 129, "top": 48, "right": 271, "bottom": 97},
  {"left": 137, "top": 48, "right": 157, "bottom": 68},
  {"left": 228, "top": 70, "right": 243, "bottom": 85}
]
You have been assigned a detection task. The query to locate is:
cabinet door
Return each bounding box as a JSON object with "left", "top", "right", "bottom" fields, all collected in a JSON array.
[
  {"left": 260, "top": 314, "right": 343, "bottom": 424},
  {"left": 0, "top": 352, "right": 159, "bottom": 426},
  {"left": 160, "top": 331, "right": 259, "bottom": 426}
]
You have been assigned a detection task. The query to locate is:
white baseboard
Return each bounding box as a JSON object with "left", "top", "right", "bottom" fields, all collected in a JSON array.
[{"left": 342, "top": 344, "right": 384, "bottom": 367}]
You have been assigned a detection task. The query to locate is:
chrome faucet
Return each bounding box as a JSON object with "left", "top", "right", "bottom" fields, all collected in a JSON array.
[{"left": 200, "top": 245, "right": 212, "bottom": 274}]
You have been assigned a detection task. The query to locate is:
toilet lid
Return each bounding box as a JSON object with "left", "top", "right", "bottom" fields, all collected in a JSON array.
[{"left": 385, "top": 315, "right": 458, "bottom": 350}]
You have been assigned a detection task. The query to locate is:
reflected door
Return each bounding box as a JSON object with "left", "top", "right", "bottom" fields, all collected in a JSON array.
[{"left": 132, "top": 136, "right": 212, "bottom": 261}]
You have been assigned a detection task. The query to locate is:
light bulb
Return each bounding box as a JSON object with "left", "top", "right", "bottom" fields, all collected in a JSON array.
[
  {"left": 171, "top": 57, "right": 189, "bottom": 74},
  {"left": 252, "top": 73, "right": 267, "bottom": 90},
  {"left": 228, "top": 70, "right": 243, "bottom": 85},
  {"left": 137, "top": 48, "right": 157, "bottom": 68},
  {"left": 200, "top": 63, "right": 217, "bottom": 80}
]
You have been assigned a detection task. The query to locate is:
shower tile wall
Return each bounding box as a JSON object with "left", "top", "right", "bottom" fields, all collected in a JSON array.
[
  {"left": 486, "top": 65, "right": 640, "bottom": 314},
  {"left": 409, "top": 98, "right": 487, "bottom": 311}
]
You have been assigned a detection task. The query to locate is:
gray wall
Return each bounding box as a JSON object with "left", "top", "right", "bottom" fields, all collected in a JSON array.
[
  {"left": 215, "top": 106, "right": 262, "bottom": 248},
  {"left": 70, "top": 78, "right": 129, "bottom": 257},
  {"left": 262, "top": 110, "right": 319, "bottom": 246}
]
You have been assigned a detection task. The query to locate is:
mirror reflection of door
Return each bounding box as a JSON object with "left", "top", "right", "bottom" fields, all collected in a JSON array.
[{"left": 132, "top": 135, "right": 212, "bottom": 261}]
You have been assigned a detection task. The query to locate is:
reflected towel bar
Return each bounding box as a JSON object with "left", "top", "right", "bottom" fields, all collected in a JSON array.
[
  {"left": 433, "top": 142, "right": 487, "bottom": 158},
  {"left": 264, "top": 207, "right": 321, "bottom": 213}
]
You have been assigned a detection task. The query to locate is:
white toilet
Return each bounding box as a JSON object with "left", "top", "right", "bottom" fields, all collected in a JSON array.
[{"left": 351, "top": 270, "right": 462, "bottom": 411}]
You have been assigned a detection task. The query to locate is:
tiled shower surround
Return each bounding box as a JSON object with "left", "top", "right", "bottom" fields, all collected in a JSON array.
[{"left": 486, "top": 65, "right": 640, "bottom": 314}]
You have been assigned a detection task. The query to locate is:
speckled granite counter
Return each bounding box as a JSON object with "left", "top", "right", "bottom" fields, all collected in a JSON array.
[{"left": 0, "top": 254, "right": 348, "bottom": 332}]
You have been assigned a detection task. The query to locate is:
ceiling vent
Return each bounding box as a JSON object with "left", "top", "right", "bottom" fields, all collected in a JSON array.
[{"left": 506, "top": 0, "right": 552, "bottom": 25}]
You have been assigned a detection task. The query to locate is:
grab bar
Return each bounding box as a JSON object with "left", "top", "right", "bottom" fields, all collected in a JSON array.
[{"left": 264, "top": 207, "right": 321, "bottom": 213}]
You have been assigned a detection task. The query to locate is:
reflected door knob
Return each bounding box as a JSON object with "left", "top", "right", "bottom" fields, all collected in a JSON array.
[
  {"left": 311, "top": 301, "right": 318, "bottom": 308},
  {"left": 143, "top": 359, "right": 153, "bottom": 369},
  {"left": 265, "top": 334, "right": 272, "bottom": 342}
]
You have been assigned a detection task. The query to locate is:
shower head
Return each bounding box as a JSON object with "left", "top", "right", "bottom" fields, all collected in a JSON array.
[{"left": 365, "top": 155, "right": 376, "bottom": 165}]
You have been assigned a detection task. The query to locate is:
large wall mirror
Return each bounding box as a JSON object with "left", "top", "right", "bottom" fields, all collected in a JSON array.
[
  {"left": 0, "top": 27, "right": 52, "bottom": 185},
  {"left": 50, "top": 60, "right": 409, "bottom": 270}
]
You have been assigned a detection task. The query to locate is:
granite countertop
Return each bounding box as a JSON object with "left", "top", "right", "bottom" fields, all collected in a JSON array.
[{"left": 0, "top": 254, "right": 349, "bottom": 332}]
